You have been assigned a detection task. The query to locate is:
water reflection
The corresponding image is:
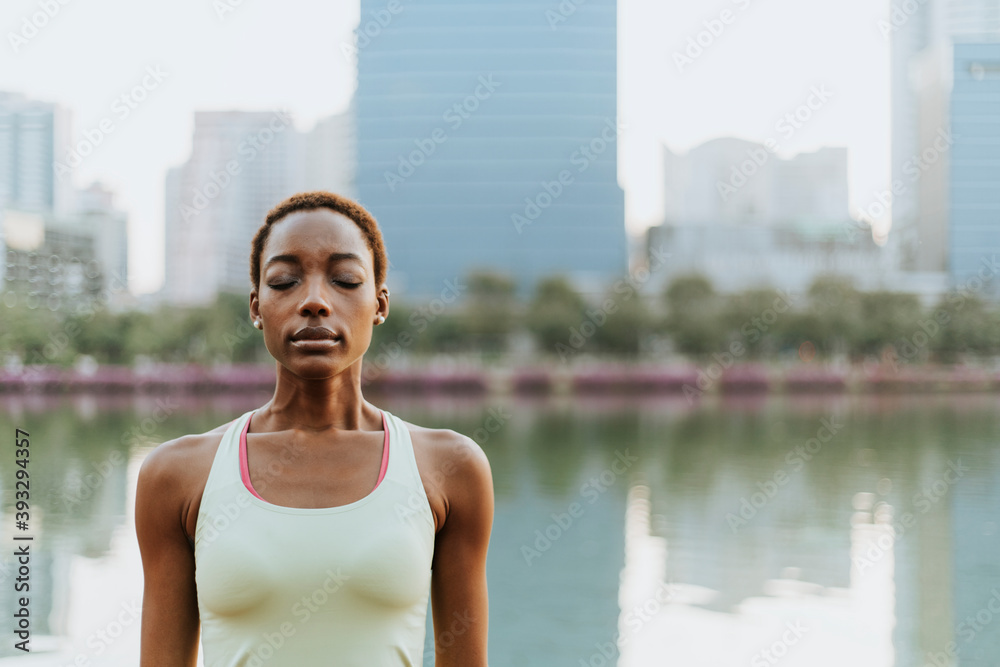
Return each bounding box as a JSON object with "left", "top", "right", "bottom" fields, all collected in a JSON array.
[
  {"left": 617, "top": 482, "right": 895, "bottom": 666},
  {"left": 0, "top": 392, "right": 997, "bottom": 665}
]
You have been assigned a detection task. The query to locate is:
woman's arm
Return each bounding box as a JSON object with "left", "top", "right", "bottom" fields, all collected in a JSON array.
[
  {"left": 134, "top": 438, "right": 202, "bottom": 666},
  {"left": 430, "top": 433, "right": 495, "bottom": 667}
]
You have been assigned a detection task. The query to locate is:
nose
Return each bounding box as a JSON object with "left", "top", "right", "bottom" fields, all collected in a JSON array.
[{"left": 298, "top": 276, "right": 331, "bottom": 317}]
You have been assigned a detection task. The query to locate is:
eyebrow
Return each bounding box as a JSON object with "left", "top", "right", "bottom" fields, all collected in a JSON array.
[{"left": 264, "top": 252, "right": 364, "bottom": 270}]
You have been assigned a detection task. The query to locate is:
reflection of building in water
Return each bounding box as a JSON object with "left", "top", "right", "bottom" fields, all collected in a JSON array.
[
  {"left": 636, "top": 455, "right": 861, "bottom": 612},
  {"left": 619, "top": 483, "right": 897, "bottom": 666},
  {"left": 0, "top": 442, "right": 144, "bottom": 662},
  {"left": 916, "top": 448, "right": 955, "bottom": 661},
  {"left": 950, "top": 445, "right": 1000, "bottom": 665},
  {"left": 0, "top": 437, "right": 132, "bottom": 658}
]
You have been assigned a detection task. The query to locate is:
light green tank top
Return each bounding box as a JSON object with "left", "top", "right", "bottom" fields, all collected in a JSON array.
[{"left": 194, "top": 408, "right": 435, "bottom": 666}]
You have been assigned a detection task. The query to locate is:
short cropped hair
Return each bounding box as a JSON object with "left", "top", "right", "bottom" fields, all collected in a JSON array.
[{"left": 249, "top": 191, "right": 388, "bottom": 293}]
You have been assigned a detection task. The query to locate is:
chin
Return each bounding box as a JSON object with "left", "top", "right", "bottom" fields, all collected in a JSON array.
[{"left": 279, "top": 348, "right": 358, "bottom": 377}]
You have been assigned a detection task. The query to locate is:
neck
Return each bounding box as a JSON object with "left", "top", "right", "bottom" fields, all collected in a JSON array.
[{"left": 255, "top": 360, "right": 377, "bottom": 433}]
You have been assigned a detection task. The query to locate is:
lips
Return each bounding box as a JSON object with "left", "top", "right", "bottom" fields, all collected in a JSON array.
[{"left": 291, "top": 326, "right": 341, "bottom": 342}]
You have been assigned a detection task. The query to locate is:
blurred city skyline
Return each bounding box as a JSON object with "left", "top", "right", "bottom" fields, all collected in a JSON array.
[{"left": 0, "top": 0, "right": 890, "bottom": 295}]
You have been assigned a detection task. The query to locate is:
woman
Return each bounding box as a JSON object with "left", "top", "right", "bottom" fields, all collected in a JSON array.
[{"left": 135, "top": 191, "right": 494, "bottom": 666}]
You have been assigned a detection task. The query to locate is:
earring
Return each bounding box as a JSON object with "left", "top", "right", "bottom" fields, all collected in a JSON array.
[
  {"left": 384, "top": 289, "right": 390, "bottom": 297},
  {"left": 377, "top": 315, "right": 385, "bottom": 325},
  {"left": 254, "top": 320, "right": 262, "bottom": 330}
]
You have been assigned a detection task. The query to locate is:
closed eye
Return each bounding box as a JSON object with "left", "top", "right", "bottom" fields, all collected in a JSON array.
[{"left": 267, "top": 279, "right": 362, "bottom": 290}]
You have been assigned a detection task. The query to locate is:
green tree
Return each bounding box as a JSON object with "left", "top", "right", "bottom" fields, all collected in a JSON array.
[
  {"left": 788, "top": 275, "right": 864, "bottom": 359},
  {"left": 525, "top": 276, "right": 587, "bottom": 354},
  {"left": 367, "top": 300, "right": 417, "bottom": 365},
  {"left": 661, "top": 274, "right": 726, "bottom": 357},
  {"left": 928, "top": 294, "right": 998, "bottom": 362},
  {"left": 591, "top": 284, "right": 651, "bottom": 357},
  {"left": 720, "top": 288, "right": 793, "bottom": 358},
  {"left": 0, "top": 303, "right": 66, "bottom": 364},
  {"left": 855, "top": 291, "right": 924, "bottom": 359},
  {"left": 68, "top": 310, "right": 131, "bottom": 364},
  {"left": 459, "top": 270, "right": 519, "bottom": 355}
]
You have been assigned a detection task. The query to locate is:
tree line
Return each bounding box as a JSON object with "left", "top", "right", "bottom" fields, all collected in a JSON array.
[{"left": 1, "top": 272, "right": 996, "bottom": 367}]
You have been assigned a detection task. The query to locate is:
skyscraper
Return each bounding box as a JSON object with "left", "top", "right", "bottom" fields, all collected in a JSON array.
[
  {"left": 163, "top": 111, "right": 298, "bottom": 305},
  {"left": 662, "top": 138, "right": 849, "bottom": 227},
  {"left": 948, "top": 42, "right": 1000, "bottom": 292},
  {"left": 0, "top": 91, "right": 71, "bottom": 214},
  {"left": 355, "top": 0, "right": 626, "bottom": 299},
  {"left": 890, "top": 0, "right": 1000, "bottom": 279},
  {"left": 302, "top": 105, "right": 357, "bottom": 200},
  {"left": 75, "top": 182, "right": 129, "bottom": 292}
]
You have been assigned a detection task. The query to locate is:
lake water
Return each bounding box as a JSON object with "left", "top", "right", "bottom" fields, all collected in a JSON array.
[{"left": 0, "top": 390, "right": 997, "bottom": 666}]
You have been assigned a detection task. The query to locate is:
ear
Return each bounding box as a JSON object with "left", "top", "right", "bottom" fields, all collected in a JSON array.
[
  {"left": 249, "top": 289, "right": 260, "bottom": 322},
  {"left": 376, "top": 285, "right": 389, "bottom": 320}
]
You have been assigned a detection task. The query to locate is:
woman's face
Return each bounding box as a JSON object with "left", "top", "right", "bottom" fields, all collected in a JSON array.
[{"left": 249, "top": 208, "right": 387, "bottom": 379}]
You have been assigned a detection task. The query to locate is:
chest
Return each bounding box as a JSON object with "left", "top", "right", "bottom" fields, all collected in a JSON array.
[
  {"left": 194, "top": 490, "right": 434, "bottom": 618},
  {"left": 244, "top": 430, "right": 387, "bottom": 508},
  {"left": 183, "top": 429, "right": 448, "bottom": 541}
]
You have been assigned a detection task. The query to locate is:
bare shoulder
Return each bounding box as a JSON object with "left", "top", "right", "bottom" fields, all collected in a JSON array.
[
  {"left": 135, "top": 419, "right": 237, "bottom": 541},
  {"left": 402, "top": 419, "right": 492, "bottom": 479},
  {"left": 398, "top": 418, "right": 493, "bottom": 529},
  {"left": 137, "top": 420, "right": 230, "bottom": 485}
]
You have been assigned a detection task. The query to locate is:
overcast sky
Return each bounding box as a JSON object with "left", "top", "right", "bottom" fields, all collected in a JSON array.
[{"left": 1, "top": 0, "right": 891, "bottom": 295}]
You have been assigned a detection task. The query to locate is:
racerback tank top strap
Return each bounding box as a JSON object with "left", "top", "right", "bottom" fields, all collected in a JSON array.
[{"left": 193, "top": 408, "right": 436, "bottom": 667}]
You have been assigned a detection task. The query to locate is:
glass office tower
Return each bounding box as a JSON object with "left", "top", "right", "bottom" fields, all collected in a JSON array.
[
  {"left": 356, "top": 0, "right": 627, "bottom": 299},
  {"left": 949, "top": 42, "right": 1000, "bottom": 294}
]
